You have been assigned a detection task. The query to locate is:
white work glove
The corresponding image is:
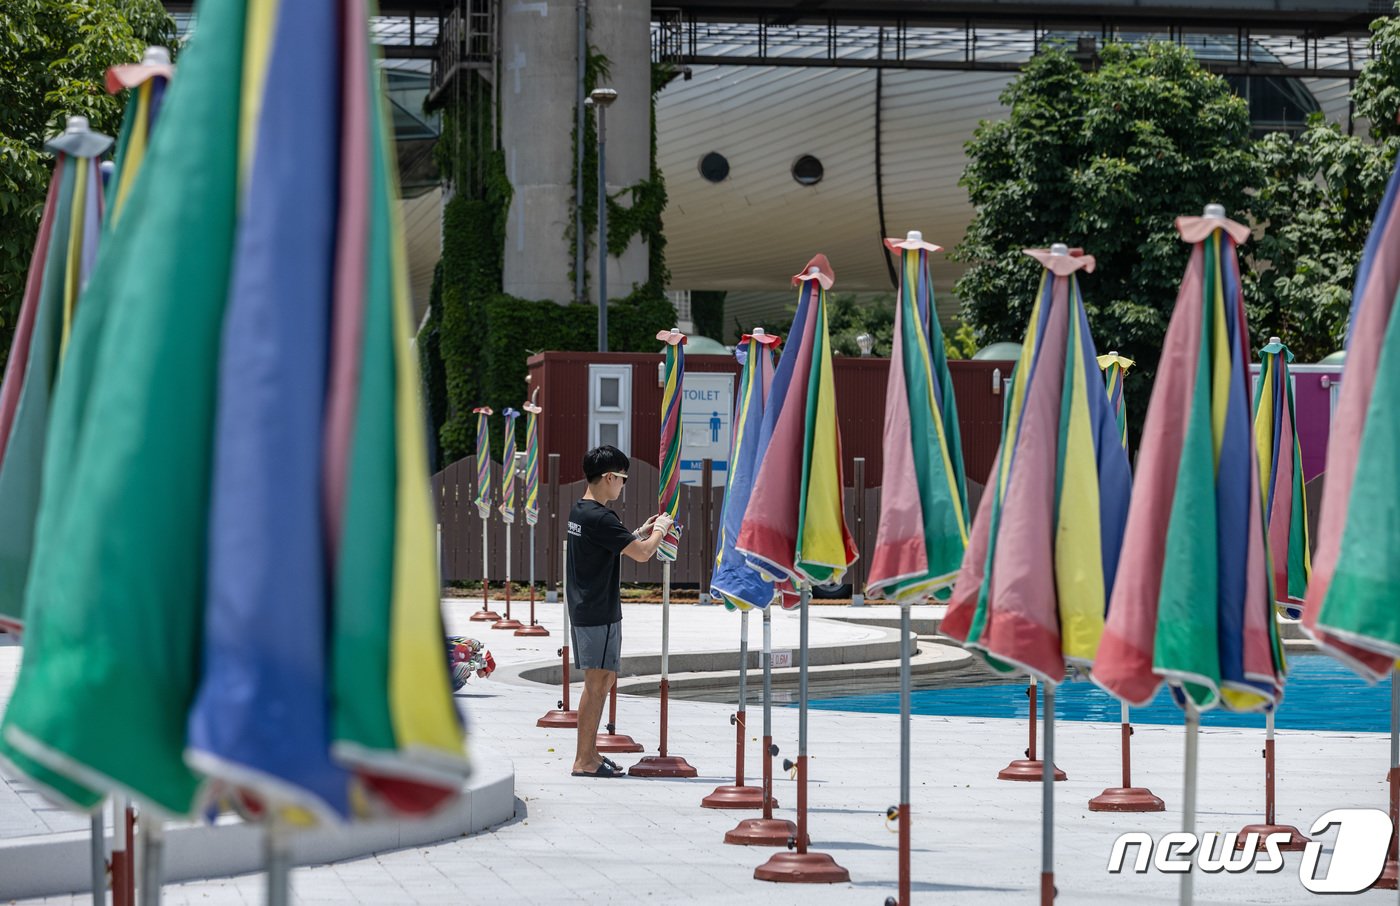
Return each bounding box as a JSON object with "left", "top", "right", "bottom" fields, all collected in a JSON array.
[
  {"left": 637, "top": 514, "right": 659, "bottom": 538},
  {"left": 652, "top": 513, "right": 674, "bottom": 536}
]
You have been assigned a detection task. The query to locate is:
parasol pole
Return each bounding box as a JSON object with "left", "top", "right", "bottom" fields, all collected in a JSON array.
[
  {"left": 470, "top": 407, "right": 498, "bottom": 622},
  {"left": 1236, "top": 706, "right": 1308, "bottom": 850},
  {"left": 630, "top": 560, "right": 696, "bottom": 775},
  {"left": 138, "top": 812, "right": 162, "bottom": 906},
  {"left": 703, "top": 607, "right": 762, "bottom": 807},
  {"left": 112, "top": 796, "right": 132, "bottom": 906},
  {"left": 517, "top": 396, "right": 548, "bottom": 637},
  {"left": 91, "top": 808, "right": 105, "bottom": 905},
  {"left": 1041, "top": 683, "right": 1056, "bottom": 906},
  {"left": 494, "top": 416, "right": 523, "bottom": 630},
  {"left": 755, "top": 586, "right": 848, "bottom": 882},
  {"left": 895, "top": 600, "right": 913, "bottom": 905},
  {"left": 1181, "top": 696, "right": 1200, "bottom": 906},
  {"left": 1089, "top": 700, "right": 1165, "bottom": 811},
  {"left": 1378, "top": 672, "right": 1400, "bottom": 890},
  {"left": 1001, "top": 678, "right": 1065, "bottom": 781},
  {"left": 597, "top": 675, "right": 642, "bottom": 752},
  {"left": 632, "top": 328, "right": 696, "bottom": 778},
  {"left": 536, "top": 539, "right": 577, "bottom": 727},
  {"left": 725, "top": 604, "right": 794, "bottom": 844},
  {"left": 265, "top": 814, "right": 291, "bottom": 906}
]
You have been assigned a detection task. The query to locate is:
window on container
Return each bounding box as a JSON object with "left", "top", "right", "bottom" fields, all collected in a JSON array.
[
  {"left": 791, "top": 155, "right": 823, "bottom": 186},
  {"left": 699, "top": 151, "right": 729, "bottom": 183}
]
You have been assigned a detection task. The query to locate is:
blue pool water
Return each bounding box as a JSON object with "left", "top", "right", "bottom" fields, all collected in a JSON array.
[{"left": 805, "top": 656, "right": 1392, "bottom": 733}]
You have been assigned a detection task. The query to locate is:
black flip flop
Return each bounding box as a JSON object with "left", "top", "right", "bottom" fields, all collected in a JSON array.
[
  {"left": 571, "top": 762, "right": 622, "bottom": 778},
  {"left": 601, "top": 756, "right": 625, "bottom": 773}
]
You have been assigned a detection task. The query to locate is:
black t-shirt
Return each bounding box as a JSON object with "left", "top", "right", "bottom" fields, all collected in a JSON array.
[{"left": 566, "top": 499, "right": 636, "bottom": 626}]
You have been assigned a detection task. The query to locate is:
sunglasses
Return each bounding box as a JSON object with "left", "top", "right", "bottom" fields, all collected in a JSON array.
[{"left": 605, "top": 471, "right": 629, "bottom": 485}]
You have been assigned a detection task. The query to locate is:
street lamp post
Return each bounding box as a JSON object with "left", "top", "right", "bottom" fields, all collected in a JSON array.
[{"left": 588, "top": 87, "right": 618, "bottom": 353}]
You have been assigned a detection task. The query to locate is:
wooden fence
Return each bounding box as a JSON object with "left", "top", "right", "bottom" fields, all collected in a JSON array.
[{"left": 432, "top": 454, "right": 973, "bottom": 592}]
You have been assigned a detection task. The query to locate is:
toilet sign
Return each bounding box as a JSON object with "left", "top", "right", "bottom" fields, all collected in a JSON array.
[{"left": 679, "top": 372, "right": 734, "bottom": 488}]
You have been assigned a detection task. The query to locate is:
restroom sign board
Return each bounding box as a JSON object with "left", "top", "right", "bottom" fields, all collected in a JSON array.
[{"left": 679, "top": 372, "right": 734, "bottom": 488}]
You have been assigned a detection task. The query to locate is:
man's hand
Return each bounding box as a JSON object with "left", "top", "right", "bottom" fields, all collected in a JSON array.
[
  {"left": 652, "top": 513, "right": 674, "bottom": 536},
  {"left": 637, "top": 514, "right": 659, "bottom": 537}
]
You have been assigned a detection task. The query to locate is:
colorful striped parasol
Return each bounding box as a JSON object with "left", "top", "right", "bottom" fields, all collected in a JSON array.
[
  {"left": 940, "top": 244, "right": 1132, "bottom": 904},
  {"left": 0, "top": 0, "right": 467, "bottom": 834},
  {"left": 864, "top": 231, "right": 970, "bottom": 906},
  {"left": 103, "top": 45, "right": 173, "bottom": 227},
  {"left": 710, "top": 329, "right": 780, "bottom": 611},
  {"left": 0, "top": 119, "right": 112, "bottom": 635},
  {"left": 1300, "top": 155, "right": 1400, "bottom": 891},
  {"left": 943, "top": 247, "right": 1132, "bottom": 679},
  {"left": 702, "top": 327, "right": 781, "bottom": 814},
  {"left": 1093, "top": 210, "right": 1283, "bottom": 713},
  {"left": 736, "top": 257, "right": 858, "bottom": 597},
  {"left": 1255, "top": 339, "right": 1310, "bottom": 617},
  {"left": 499, "top": 408, "right": 519, "bottom": 525},
  {"left": 1092, "top": 207, "right": 1282, "bottom": 906},
  {"left": 1097, "top": 352, "right": 1134, "bottom": 451},
  {"left": 473, "top": 406, "right": 494, "bottom": 520},
  {"left": 867, "top": 231, "right": 969, "bottom": 603},
  {"left": 523, "top": 397, "right": 541, "bottom": 527},
  {"left": 656, "top": 328, "right": 686, "bottom": 561},
  {"left": 1301, "top": 153, "right": 1400, "bottom": 677},
  {"left": 740, "top": 255, "right": 855, "bottom": 884}
]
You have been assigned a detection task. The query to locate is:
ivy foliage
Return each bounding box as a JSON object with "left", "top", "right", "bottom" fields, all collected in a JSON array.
[
  {"left": 953, "top": 42, "right": 1259, "bottom": 439},
  {"left": 0, "top": 0, "right": 176, "bottom": 357}
]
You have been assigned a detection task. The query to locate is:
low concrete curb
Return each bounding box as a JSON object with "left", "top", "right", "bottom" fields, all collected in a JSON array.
[{"left": 0, "top": 754, "right": 515, "bottom": 901}]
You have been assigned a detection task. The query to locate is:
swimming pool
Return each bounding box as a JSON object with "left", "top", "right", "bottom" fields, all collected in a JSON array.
[{"left": 805, "top": 655, "right": 1392, "bottom": 733}]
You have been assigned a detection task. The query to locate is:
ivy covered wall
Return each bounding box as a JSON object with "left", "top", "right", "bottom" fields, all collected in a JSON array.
[{"left": 422, "top": 61, "right": 676, "bottom": 463}]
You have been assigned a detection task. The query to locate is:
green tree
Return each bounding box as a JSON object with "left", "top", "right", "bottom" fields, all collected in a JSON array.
[
  {"left": 0, "top": 0, "right": 175, "bottom": 347},
  {"left": 1251, "top": 120, "right": 1395, "bottom": 362},
  {"left": 766, "top": 293, "right": 896, "bottom": 357},
  {"left": 953, "top": 42, "right": 1259, "bottom": 436},
  {"left": 1249, "top": 8, "right": 1400, "bottom": 362}
]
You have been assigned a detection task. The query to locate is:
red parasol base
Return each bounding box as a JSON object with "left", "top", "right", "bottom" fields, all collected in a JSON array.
[
  {"left": 491, "top": 617, "right": 524, "bottom": 630},
  {"left": 1373, "top": 859, "right": 1399, "bottom": 890},
  {"left": 469, "top": 609, "right": 500, "bottom": 622},
  {"left": 536, "top": 708, "right": 578, "bottom": 729},
  {"left": 596, "top": 731, "right": 644, "bottom": 753},
  {"left": 1088, "top": 787, "right": 1165, "bottom": 812},
  {"left": 701, "top": 784, "right": 768, "bottom": 809},
  {"left": 754, "top": 851, "right": 850, "bottom": 884},
  {"left": 725, "top": 817, "right": 802, "bottom": 847},
  {"left": 1040, "top": 872, "right": 1055, "bottom": 906},
  {"left": 515, "top": 622, "right": 550, "bottom": 637},
  {"left": 629, "top": 754, "right": 698, "bottom": 778},
  {"left": 1233, "top": 824, "right": 1309, "bottom": 851},
  {"left": 998, "top": 759, "right": 1066, "bottom": 782}
]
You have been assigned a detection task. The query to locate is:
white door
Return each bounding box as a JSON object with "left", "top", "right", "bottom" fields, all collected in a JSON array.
[{"left": 588, "top": 364, "right": 632, "bottom": 456}]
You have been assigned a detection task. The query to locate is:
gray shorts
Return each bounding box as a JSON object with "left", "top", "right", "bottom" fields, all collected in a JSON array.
[{"left": 572, "top": 621, "right": 621, "bottom": 673}]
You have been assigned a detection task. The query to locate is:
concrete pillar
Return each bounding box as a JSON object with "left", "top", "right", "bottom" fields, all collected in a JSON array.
[
  {"left": 587, "top": 0, "right": 650, "bottom": 305},
  {"left": 500, "top": 0, "right": 575, "bottom": 303}
]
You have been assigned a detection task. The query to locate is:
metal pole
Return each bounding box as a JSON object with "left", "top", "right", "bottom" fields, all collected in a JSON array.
[
  {"left": 1121, "top": 702, "right": 1132, "bottom": 788},
  {"left": 138, "top": 812, "right": 162, "bottom": 906},
  {"left": 898, "top": 601, "right": 911, "bottom": 906},
  {"left": 763, "top": 606, "right": 774, "bottom": 820},
  {"left": 91, "top": 809, "right": 105, "bottom": 905},
  {"left": 596, "top": 104, "right": 608, "bottom": 351},
  {"left": 529, "top": 525, "right": 537, "bottom": 625},
  {"left": 659, "top": 559, "right": 670, "bottom": 756},
  {"left": 1041, "top": 684, "right": 1055, "bottom": 906},
  {"left": 797, "top": 586, "right": 810, "bottom": 855},
  {"left": 574, "top": 0, "right": 587, "bottom": 304},
  {"left": 737, "top": 609, "right": 750, "bottom": 787},
  {"left": 265, "top": 817, "right": 290, "bottom": 906},
  {"left": 562, "top": 540, "right": 572, "bottom": 711},
  {"left": 1388, "top": 674, "right": 1399, "bottom": 894},
  {"left": 1028, "top": 679, "right": 1038, "bottom": 762},
  {"left": 1265, "top": 708, "right": 1276, "bottom": 826},
  {"left": 112, "top": 797, "right": 129, "bottom": 906},
  {"left": 1182, "top": 698, "right": 1200, "bottom": 906},
  {"left": 481, "top": 518, "right": 489, "bottom": 613}
]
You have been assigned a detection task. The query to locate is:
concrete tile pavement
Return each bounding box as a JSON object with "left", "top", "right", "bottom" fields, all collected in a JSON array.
[{"left": 9, "top": 600, "right": 1400, "bottom": 904}]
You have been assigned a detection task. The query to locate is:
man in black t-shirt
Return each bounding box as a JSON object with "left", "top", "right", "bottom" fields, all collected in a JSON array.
[{"left": 566, "top": 445, "right": 672, "bottom": 778}]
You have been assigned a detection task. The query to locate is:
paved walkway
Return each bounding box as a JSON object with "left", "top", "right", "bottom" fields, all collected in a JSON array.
[{"left": 6, "top": 600, "right": 1399, "bottom": 904}]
